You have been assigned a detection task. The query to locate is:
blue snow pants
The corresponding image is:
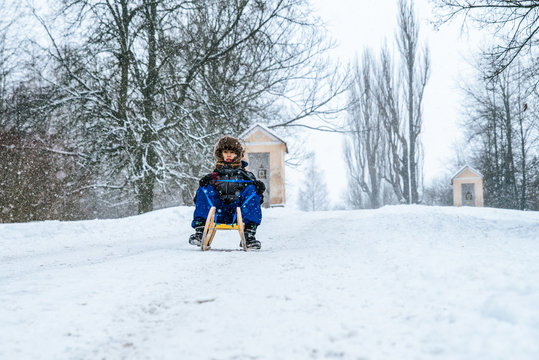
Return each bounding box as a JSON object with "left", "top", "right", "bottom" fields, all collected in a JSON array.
[{"left": 191, "top": 184, "right": 262, "bottom": 228}]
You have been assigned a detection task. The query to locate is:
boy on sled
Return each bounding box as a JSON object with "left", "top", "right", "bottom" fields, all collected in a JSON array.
[{"left": 189, "top": 136, "right": 266, "bottom": 249}]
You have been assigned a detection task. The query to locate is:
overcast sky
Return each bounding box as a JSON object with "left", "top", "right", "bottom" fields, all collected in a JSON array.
[{"left": 291, "top": 0, "right": 487, "bottom": 205}]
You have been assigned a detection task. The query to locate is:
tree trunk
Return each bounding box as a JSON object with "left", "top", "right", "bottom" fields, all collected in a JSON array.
[
  {"left": 401, "top": 142, "right": 410, "bottom": 203},
  {"left": 407, "top": 60, "right": 419, "bottom": 204},
  {"left": 117, "top": 0, "right": 130, "bottom": 128},
  {"left": 136, "top": 143, "right": 156, "bottom": 214},
  {"left": 501, "top": 81, "right": 518, "bottom": 207},
  {"left": 518, "top": 110, "right": 528, "bottom": 210},
  {"left": 135, "top": 0, "right": 159, "bottom": 214}
]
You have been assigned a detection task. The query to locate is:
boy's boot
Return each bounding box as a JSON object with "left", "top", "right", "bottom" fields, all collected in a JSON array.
[
  {"left": 189, "top": 220, "right": 205, "bottom": 246},
  {"left": 243, "top": 223, "right": 261, "bottom": 250}
]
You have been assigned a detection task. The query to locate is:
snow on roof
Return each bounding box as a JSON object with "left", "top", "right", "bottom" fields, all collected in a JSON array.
[
  {"left": 239, "top": 123, "right": 288, "bottom": 153},
  {"left": 451, "top": 165, "right": 484, "bottom": 180}
]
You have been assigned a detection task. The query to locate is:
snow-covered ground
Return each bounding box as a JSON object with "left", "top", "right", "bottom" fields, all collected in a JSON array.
[{"left": 1, "top": 205, "right": 539, "bottom": 360}]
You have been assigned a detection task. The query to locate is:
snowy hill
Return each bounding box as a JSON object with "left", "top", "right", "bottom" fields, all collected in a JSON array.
[{"left": 1, "top": 205, "right": 539, "bottom": 359}]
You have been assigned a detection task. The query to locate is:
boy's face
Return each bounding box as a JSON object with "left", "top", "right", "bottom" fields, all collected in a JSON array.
[{"left": 222, "top": 149, "right": 237, "bottom": 162}]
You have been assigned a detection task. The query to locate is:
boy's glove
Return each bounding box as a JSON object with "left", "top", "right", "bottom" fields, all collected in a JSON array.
[
  {"left": 254, "top": 180, "right": 265, "bottom": 195},
  {"left": 199, "top": 173, "right": 214, "bottom": 187}
]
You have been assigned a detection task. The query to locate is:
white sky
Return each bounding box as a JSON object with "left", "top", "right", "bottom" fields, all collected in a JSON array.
[{"left": 289, "top": 0, "right": 486, "bottom": 206}]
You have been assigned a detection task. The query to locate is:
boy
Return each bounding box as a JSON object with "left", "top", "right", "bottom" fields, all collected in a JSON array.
[{"left": 189, "top": 136, "right": 266, "bottom": 249}]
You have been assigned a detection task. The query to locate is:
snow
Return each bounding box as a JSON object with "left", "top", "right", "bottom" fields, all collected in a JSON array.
[{"left": 1, "top": 205, "right": 539, "bottom": 359}]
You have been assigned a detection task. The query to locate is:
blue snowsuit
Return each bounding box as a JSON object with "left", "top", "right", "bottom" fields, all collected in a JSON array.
[
  {"left": 192, "top": 184, "right": 262, "bottom": 227},
  {"left": 191, "top": 164, "right": 263, "bottom": 227}
]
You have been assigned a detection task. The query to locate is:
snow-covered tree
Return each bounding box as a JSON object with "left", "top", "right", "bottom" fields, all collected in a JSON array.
[
  {"left": 0, "top": 82, "right": 88, "bottom": 222},
  {"left": 33, "top": 0, "right": 343, "bottom": 214}
]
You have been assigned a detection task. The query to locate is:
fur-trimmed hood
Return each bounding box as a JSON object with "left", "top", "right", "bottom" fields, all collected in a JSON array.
[{"left": 214, "top": 136, "right": 244, "bottom": 161}]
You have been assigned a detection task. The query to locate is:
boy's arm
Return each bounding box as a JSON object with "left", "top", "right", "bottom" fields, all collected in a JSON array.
[
  {"left": 253, "top": 179, "right": 265, "bottom": 195},
  {"left": 244, "top": 170, "right": 256, "bottom": 181},
  {"left": 199, "top": 172, "right": 218, "bottom": 187},
  {"left": 244, "top": 170, "right": 265, "bottom": 195}
]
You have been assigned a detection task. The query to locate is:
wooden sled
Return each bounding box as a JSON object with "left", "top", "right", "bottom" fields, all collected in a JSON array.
[{"left": 200, "top": 206, "right": 247, "bottom": 251}]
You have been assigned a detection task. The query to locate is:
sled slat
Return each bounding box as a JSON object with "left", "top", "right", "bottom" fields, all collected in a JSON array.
[
  {"left": 201, "top": 207, "right": 246, "bottom": 251},
  {"left": 214, "top": 224, "right": 239, "bottom": 230}
]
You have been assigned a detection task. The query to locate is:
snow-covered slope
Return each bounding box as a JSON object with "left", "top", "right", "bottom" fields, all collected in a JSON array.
[{"left": 1, "top": 205, "right": 538, "bottom": 359}]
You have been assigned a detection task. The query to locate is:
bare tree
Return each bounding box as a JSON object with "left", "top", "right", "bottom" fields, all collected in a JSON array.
[
  {"left": 376, "top": 46, "right": 408, "bottom": 203},
  {"left": 344, "top": 50, "right": 385, "bottom": 209},
  {"left": 422, "top": 175, "right": 453, "bottom": 206},
  {"left": 433, "top": 0, "right": 539, "bottom": 77},
  {"left": 462, "top": 57, "right": 538, "bottom": 209},
  {"left": 396, "top": 0, "right": 429, "bottom": 204},
  {"left": 365, "top": 0, "right": 429, "bottom": 205},
  {"left": 297, "top": 153, "right": 329, "bottom": 211}
]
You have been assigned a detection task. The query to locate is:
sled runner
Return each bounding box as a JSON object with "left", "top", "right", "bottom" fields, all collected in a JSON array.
[{"left": 200, "top": 206, "right": 247, "bottom": 251}]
